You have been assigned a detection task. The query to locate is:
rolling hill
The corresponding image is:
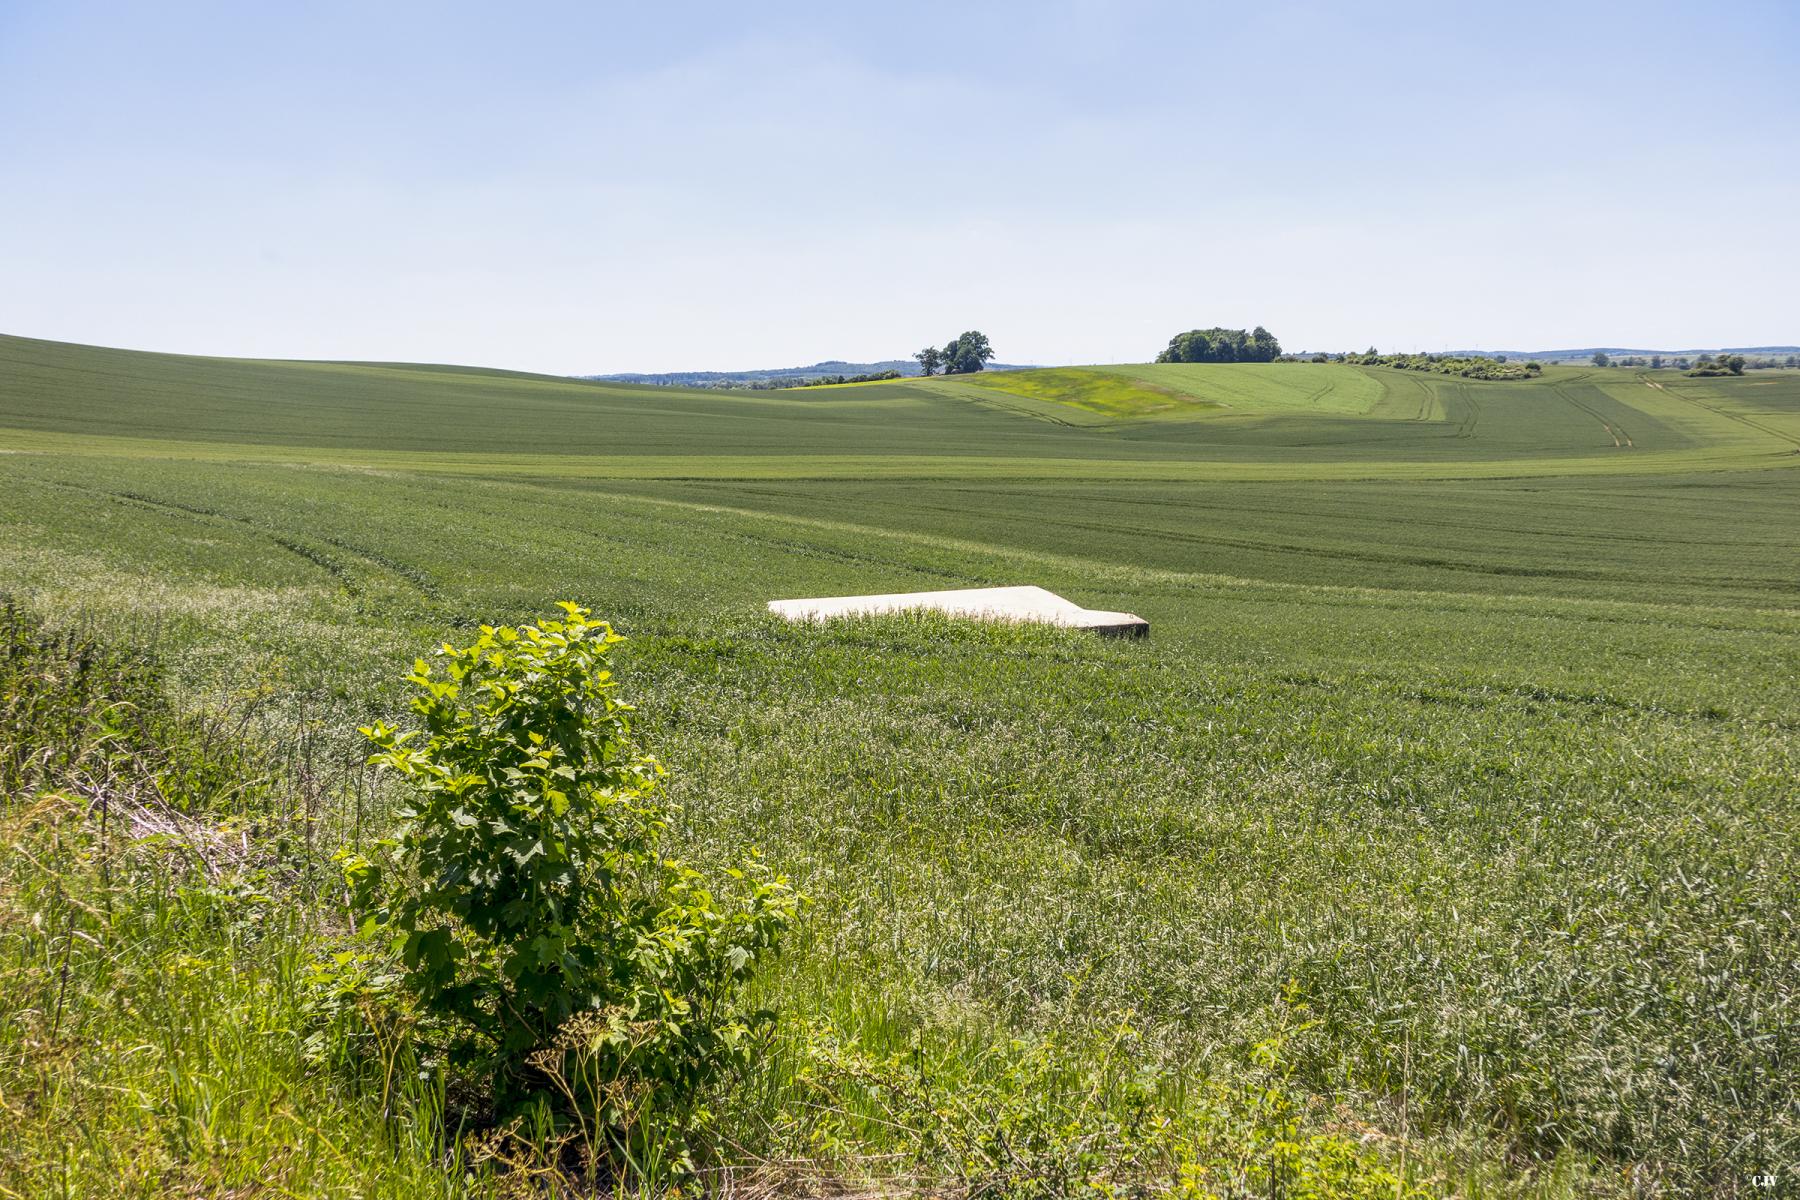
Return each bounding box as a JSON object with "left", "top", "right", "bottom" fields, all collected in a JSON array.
[{"left": 3, "top": 333, "right": 1796, "bottom": 478}]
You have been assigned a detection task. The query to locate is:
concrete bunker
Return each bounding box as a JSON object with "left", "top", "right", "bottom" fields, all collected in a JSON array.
[{"left": 767, "top": 585, "right": 1148, "bottom": 637}]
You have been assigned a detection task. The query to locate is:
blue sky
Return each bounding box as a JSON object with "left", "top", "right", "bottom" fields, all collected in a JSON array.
[{"left": 1, "top": 1, "right": 1794, "bottom": 373}]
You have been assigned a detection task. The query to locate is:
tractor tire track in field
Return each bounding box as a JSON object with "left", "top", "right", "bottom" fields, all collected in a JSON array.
[
  {"left": 1447, "top": 383, "right": 1481, "bottom": 438},
  {"left": 1389, "top": 374, "right": 1441, "bottom": 424},
  {"left": 1412, "top": 377, "right": 1439, "bottom": 424},
  {"left": 949, "top": 385, "right": 1089, "bottom": 429},
  {"left": 45, "top": 480, "right": 443, "bottom": 600},
  {"left": 1551, "top": 383, "right": 1633, "bottom": 448},
  {"left": 1663, "top": 382, "right": 1800, "bottom": 450},
  {"left": 1301, "top": 378, "right": 1338, "bottom": 409}
]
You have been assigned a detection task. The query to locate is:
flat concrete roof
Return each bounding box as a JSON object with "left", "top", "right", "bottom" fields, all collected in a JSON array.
[{"left": 767, "top": 585, "right": 1148, "bottom": 637}]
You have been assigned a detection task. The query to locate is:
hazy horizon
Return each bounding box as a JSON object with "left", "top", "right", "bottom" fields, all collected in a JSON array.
[{"left": 2, "top": 1, "right": 1795, "bottom": 375}]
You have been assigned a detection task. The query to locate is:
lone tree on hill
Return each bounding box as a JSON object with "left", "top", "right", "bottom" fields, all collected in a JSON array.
[
  {"left": 1592, "top": 351, "right": 1611, "bottom": 367},
  {"left": 940, "top": 330, "right": 995, "bottom": 375},
  {"left": 915, "top": 346, "right": 942, "bottom": 376},
  {"left": 1156, "top": 326, "right": 1282, "bottom": 363}
]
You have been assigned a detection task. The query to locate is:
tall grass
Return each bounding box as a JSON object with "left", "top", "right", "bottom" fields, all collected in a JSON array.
[
  {"left": 0, "top": 603, "right": 1463, "bottom": 1198},
  {"left": 0, "top": 602, "right": 466, "bottom": 1197}
]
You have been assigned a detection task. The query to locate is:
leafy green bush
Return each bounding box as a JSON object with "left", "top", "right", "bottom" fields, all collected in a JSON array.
[{"left": 343, "top": 603, "right": 799, "bottom": 1175}]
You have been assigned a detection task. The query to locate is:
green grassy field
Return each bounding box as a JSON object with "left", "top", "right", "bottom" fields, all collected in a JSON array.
[
  {"left": 2, "top": 333, "right": 1797, "bottom": 1197},
  {"left": 947, "top": 362, "right": 1395, "bottom": 422}
]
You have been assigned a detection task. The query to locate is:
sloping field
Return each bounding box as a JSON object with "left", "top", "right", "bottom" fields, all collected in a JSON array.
[
  {"left": 2, "top": 335, "right": 1798, "bottom": 1194},
  {"left": 950, "top": 361, "right": 1394, "bottom": 421},
  {"left": 2, "top": 333, "right": 1797, "bottom": 475}
]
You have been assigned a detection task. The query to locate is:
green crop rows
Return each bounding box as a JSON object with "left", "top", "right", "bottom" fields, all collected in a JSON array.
[{"left": 2, "top": 332, "right": 1797, "bottom": 1196}]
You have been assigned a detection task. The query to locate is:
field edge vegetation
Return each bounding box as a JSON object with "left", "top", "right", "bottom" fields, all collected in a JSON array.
[{"left": 3, "top": 601, "right": 1513, "bottom": 1200}]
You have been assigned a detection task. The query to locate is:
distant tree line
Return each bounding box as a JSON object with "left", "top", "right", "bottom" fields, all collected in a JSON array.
[
  {"left": 916, "top": 331, "right": 996, "bottom": 376},
  {"left": 1155, "top": 326, "right": 1282, "bottom": 363},
  {"left": 636, "top": 369, "right": 906, "bottom": 391},
  {"left": 1592, "top": 351, "right": 1794, "bottom": 373},
  {"left": 794, "top": 369, "right": 904, "bottom": 387},
  {"left": 1593, "top": 353, "right": 1677, "bottom": 370},
  {"left": 1339, "top": 350, "right": 1542, "bottom": 380},
  {"left": 646, "top": 378, "right": 821, "bottom": 391}
]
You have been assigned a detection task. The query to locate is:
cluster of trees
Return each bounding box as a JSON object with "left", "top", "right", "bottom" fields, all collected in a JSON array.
[
  {"left": 1341, "top": 351, "right": 1542, "bottom": 380},
  {"left": 916, "top": 331, "right": 995, "bottom": 376},
  {"left": 1685, "top": 353, "right": 1748, "bottom": 377},
  {"left": 1155, "top": 326, "right": 1282, "bottom": 363}
]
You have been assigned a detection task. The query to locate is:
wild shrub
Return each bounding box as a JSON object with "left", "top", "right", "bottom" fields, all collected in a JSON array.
[{"left": 342, "top": 603, "right": 799, "bottom": 1178}]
